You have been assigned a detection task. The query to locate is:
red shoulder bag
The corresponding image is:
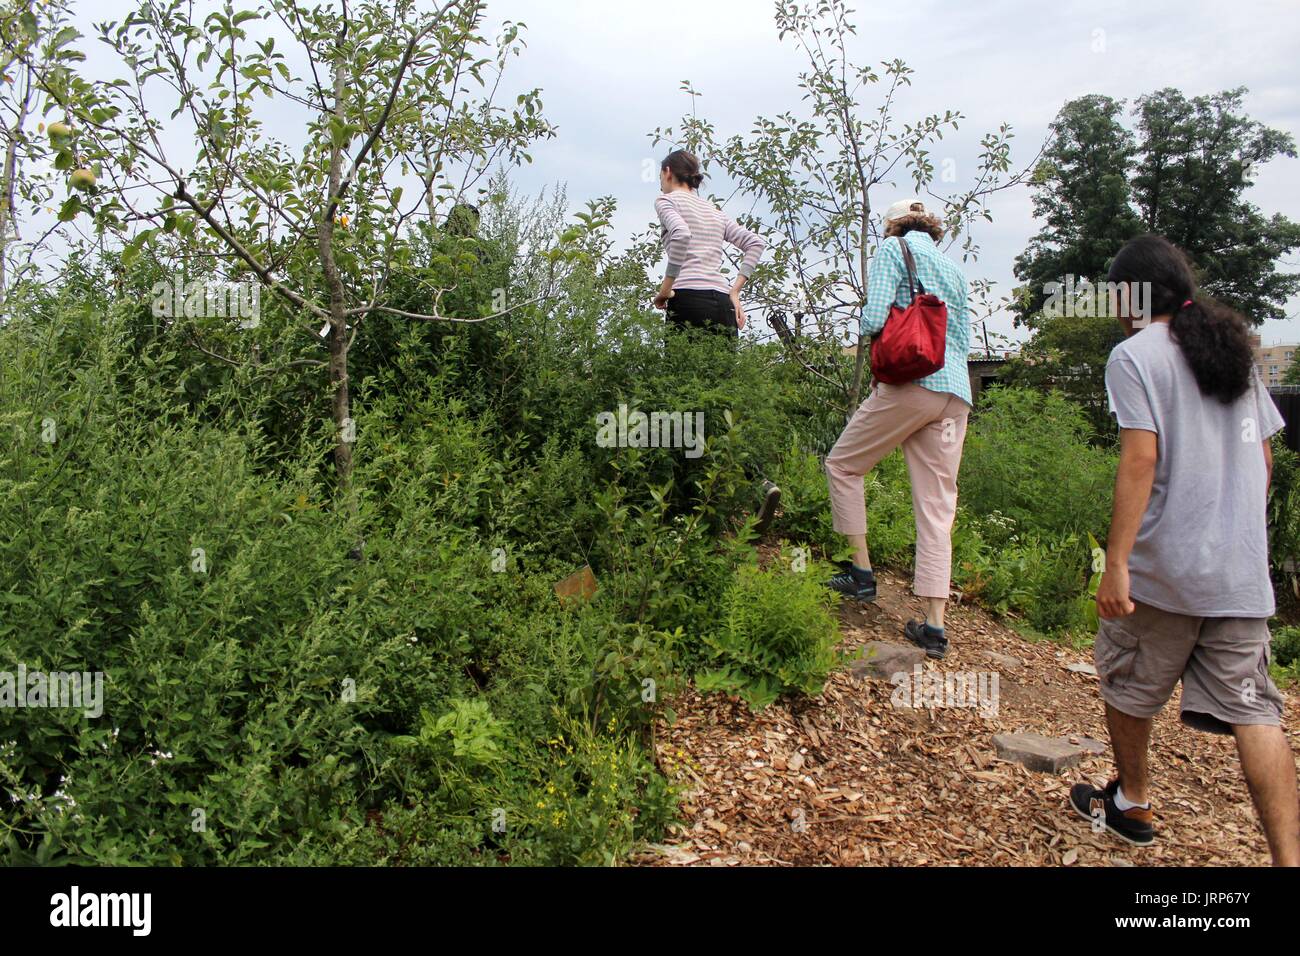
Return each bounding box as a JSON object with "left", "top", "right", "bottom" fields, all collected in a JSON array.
[{"left": 869, "top": 240, "right": 948, "bottom": 385}]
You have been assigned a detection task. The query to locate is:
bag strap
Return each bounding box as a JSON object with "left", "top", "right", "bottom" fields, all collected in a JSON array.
[{"left": 897, "top": 238, "right": 928, "bottom": 298}]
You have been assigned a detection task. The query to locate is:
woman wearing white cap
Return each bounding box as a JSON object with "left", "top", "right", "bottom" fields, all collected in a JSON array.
[{"left": 824, "top": 199, "right": 972, "bottom": 660}]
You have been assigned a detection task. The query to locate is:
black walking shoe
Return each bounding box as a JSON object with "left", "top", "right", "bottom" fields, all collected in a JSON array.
[
  {"left": 826, "top": 564, "right": 877, "bottom": 602},
  {"left": 1069, "top": 779, "right": 1155, "bottom": 847},
  {"left": 754, "top": 481, "right": 781, "bottom": 536},
  {"left": 904, "top": 619, "right": 948, "bottom": 659}
]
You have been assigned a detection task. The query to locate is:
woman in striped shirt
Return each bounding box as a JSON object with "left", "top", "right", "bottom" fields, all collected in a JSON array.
[
  {"left": 653, "top": 150, "right": 766, "bottom": 337},
  {"left": 652, "top": 150, "right": 780, "bottom": 531}
]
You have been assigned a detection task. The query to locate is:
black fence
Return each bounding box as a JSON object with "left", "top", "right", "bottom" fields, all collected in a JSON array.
[{"left": 1269, "top": 387, "right": 1300, "bottom": 453}]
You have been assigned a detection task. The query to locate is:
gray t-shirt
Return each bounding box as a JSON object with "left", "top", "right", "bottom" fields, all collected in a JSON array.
[{"left": 1105, "top": 322, "right": 1285, "bottom": 618}]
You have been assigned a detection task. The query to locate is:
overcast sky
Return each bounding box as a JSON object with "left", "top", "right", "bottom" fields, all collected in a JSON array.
[{"left": 71, "top": 0, "right": 1300, "bottom": 346}]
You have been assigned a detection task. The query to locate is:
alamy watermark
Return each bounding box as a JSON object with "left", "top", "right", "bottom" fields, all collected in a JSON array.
[
  {"left": 1043, "top": 276, "right": 1152, "bottom": 327},
  {"left": 596, "top": 404, "right": 705, "bottom": 459},
  {"left": 49, "top": 886, "right": 150, "bottom": 936},
  {"left": 890, "top": 665, "right": 999, "bottom": 718},
  {"left": 151, "top": 277, "right": 260, "bottom": 329},
  {"left": 0, "top": 666, "right": 103, "bottom": 718}
]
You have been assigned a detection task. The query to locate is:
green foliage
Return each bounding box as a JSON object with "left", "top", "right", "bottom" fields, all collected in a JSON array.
[
  {"left": 697, "top": 557, "right": 842, "bottom": 711},
  {"left": 960, "top": 387, "right": 1117, "bottom": 539},
  {"left": 503, "top": 713, "right": 678, "bottom": 866},
  {"left": 954, "top": 523, "right": 1093, "bottom": 635},
  {"left": 1013, "top": 94, "right": 1143, "bottom": 328},
  {"left": 998, "top": 315, "right": 1125, "bottom": 438},
  {"left": 1270, "top": 626, "right": 1300, "bottom": 690},
  {"left": 1268, "top": 437, "right": 1300, "bottom": 603},
  {"left": 393, "top": 699, "right": 506, "bottom": 768},
  {"left": 1132, "top": 87, "right": 1300, "bottom": 322},
  {"left": 953, "top": 389, "right": 1113, "bottom": 636},
  {"left": 0, "top": 191, "right": 832, "bottom": 864},
  {"left": 1270, "top": 625, "right": 1300, "bottom": 691},
  {"left": 0, "top": 305, "right": 520, "bottom": 864},
  {"left": 1270, "top": 627, "right": 1300, "bottom": 669},
  {"left": 769, "top": 439, "right": 839, "bottom": 554}
]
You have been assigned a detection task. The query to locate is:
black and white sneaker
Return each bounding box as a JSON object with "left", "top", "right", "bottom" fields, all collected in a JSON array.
[
  {"left": 1069, "top": 779, "right": 1155, "bottom": 847},
  {"left": 904, "top": 619, "right": 948, "bottom": 659},
  {"left": 827, "top": 565, "right": 876, "bottom": 602}
]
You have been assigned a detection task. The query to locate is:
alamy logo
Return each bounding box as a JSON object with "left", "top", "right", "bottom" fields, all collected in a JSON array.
[
  {"left": 0, "top": 666, "right": 103, "bottom": 718},
  {"left": 151, "top": 277, "right": 260, "bottom": 329},
  {"left": 50, "top": 886, "right": 151, "bottom": 936},
  {"left": 595, "top": 404, "right": 705, "bottom": 459},
  {"left": 1042, "top": 276, "right": 1152, "bottom": 326},
  {"left": 890, "top": 665, "right": 999, "bottom": 718}
]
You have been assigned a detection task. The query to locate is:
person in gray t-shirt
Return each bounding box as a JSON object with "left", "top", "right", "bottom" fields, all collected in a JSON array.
[
  {"left": 1066, "top": 235, "right": 1298, "bottom": 865},
  {"left": 1105, "top": 324, "right": 1283, "bottom": 617}
]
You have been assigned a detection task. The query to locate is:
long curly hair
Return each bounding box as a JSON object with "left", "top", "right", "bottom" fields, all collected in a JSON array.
[
  {"left": 1106, "top": 234, "right": 1255, "bottom": 404},
  {"left": 884, "top": 206, "right": 945, "bottom": 242}
]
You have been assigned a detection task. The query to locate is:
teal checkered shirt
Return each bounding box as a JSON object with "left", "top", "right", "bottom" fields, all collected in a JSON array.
[{"left": 860, "top": 232, "right": 971, "bottom": 406}]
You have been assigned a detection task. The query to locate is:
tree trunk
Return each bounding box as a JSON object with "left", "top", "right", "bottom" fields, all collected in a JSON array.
[
  {"left": 320, "top": 60, "right": 354, "bottom": 498},
  {"left": 325, "top": 289, "right": 352, "bottom": 486},
  {"left": 847, "top": 198, "right": 872, "bottom": 414},
  {"left": 0, "top": 132, "right": 15, "bottom": 299},
  {"left": 847, "top": 338, "right": 868, "bottom": 412},
  {"left": 0, "top": 67, "right": 33, "bottom": 303}
]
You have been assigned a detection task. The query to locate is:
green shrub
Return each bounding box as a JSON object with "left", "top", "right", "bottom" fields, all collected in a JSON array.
[
  {"left": 961, "top": 387, "right": 1117, "bottom": 540},
  {"left": 697, "top": 556, "right": 842, "bottom": 710},
  {"left": 952, "top": 513, "right": 1094, "bottom": 637},
  {"left": 768, "top": 440, "right": 917, "bottom": 561},
  {"left": 769, "top": 440, "right": 839, "bottom": 553},
  {"left": 502, "top": 712, "right": 678, "bottom": 867},
  {"left": 1270, "top": 627, "right": 1300, "bottom": 690},
  {"left": 590, "top": 420, "right": 758, "bottom": 659},
  {"left": 1268, "top": 438, "right": 1300, "bottom": 604},
  {"left": 319, "top": 707, "right": 679, "bottom": 868}
]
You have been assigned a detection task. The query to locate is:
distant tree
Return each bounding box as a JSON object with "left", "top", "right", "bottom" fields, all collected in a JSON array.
[
  {"left": 1008, "top": 88, "right": 1300, "bottom": 431},
  {"left": 1011, "top": 95, "right": 1141, "bottom": 329},
  {"left": 1132, "top": 87, "right": 1300, "bottom": 323},
  {"left": 1282, "top": 358, "right": 1300, "bottom": 387}
]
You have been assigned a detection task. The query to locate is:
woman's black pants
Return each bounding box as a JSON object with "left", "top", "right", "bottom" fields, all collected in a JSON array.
[{"left": 665, "top": 288, "right": 738, "bottom": 338}]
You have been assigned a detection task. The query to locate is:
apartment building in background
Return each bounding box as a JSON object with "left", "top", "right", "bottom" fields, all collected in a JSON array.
[{"left": 1249, "top": 333, "right": 1297, "bottom": 388}]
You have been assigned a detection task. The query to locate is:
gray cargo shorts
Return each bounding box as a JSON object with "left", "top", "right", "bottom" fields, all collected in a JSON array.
[{"left": 1094, "top": 600, "right": 1284, "bottom": 735}]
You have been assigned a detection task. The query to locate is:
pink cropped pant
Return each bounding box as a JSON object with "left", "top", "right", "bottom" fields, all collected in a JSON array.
[{"left": 825, "top": 382, "right": 970, "bottom": 599}]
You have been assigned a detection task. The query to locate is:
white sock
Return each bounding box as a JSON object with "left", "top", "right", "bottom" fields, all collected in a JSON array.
[{"left": 1114, "top": 784, "right": 1149, "bottom": 811}]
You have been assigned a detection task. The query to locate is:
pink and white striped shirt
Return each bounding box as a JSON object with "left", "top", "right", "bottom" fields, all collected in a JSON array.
[{"left": 656, "top": 190, "right": 766, "bottom": 294}]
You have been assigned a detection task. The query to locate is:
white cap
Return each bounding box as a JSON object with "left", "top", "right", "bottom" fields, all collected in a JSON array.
[{"left": 884, "top": 198, "right": 928, "bottom": 224}]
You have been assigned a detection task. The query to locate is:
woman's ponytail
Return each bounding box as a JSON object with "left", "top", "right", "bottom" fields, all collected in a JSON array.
[
  {"left": 1107, "top": 234, "right": 1255, "bottom": 404},
  {"left": 1168, "top": 297, "right": 1255, "bottom": 404}
]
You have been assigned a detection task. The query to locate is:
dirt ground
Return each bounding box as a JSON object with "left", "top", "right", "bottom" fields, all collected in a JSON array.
[{"left": 635, "top": 569, "right": 1296, "bottom": 867}]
